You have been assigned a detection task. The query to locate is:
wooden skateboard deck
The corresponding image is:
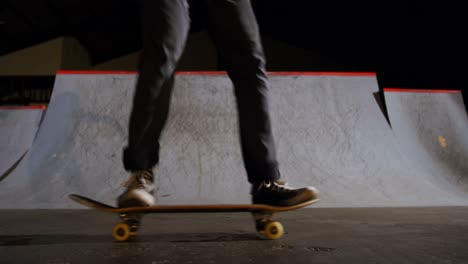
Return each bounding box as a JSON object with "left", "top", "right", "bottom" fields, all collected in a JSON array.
[{"left": 69, "top": 194, "right": 319, "bottom": 241}]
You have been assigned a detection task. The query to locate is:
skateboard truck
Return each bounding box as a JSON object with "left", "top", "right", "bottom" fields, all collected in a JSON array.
[
  {"left": 253, "top": 211, "right": 284, "bottom": 240},
  {"left": 113, "top": 213, "right": 141, "bottom": 241}
]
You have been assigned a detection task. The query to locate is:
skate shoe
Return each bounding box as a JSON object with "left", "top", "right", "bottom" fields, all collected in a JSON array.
[
  {"left": 251, "top": 180, "right": 319, "bottom": 207},
  {"left": 117, "top": 170, "right": 155, "bottom": 208}
]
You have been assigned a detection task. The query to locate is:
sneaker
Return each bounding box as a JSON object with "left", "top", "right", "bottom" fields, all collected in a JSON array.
[
  {"left": 117, "top": 170, "right": 155, "bottom": 208},
  {"left": 251, "top": 180, "right": 319, "bottom": 207}
]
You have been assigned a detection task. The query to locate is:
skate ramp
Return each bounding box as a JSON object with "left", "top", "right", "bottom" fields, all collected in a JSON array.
[
  {"left": 384, "top": 88, "right": 468, "bottom": 195},
  {"left": 0, "top": 106, "right": 44, "bottom": 180},
  {"left": 1, "top": 72, "right": 468, "bottom": 208}
]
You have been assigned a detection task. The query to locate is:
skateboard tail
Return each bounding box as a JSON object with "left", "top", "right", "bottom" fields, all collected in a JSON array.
[{"left": 69, "top": 194, "right": 117, "bottom": 210}]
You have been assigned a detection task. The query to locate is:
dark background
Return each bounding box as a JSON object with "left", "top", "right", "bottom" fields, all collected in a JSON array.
[{"left": 1, "top": 0, "right": 467, "bottom": 105}]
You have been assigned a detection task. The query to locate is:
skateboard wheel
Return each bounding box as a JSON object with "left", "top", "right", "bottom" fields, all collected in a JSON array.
[
  {"left": 113, "top": 222, "right": 132, "bottom": 242},
  {"left": 263, "top": 221, "right": 284, "bottom": 240}
]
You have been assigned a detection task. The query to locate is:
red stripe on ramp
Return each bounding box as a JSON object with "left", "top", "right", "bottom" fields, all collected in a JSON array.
[
  {"left": 0, "top": 105, "right": 47, "bottom": 110},
  {"left": 384, "top": 88, "right": 461, "bottom": 94}
]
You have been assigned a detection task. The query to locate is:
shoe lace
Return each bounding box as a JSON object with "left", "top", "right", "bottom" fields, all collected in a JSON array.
[
  {"left": 124, "top": 170, "right": 153, "bottom": 189},
  {"left": 259, "top": 180, "right": 293, "bottom": 193}
]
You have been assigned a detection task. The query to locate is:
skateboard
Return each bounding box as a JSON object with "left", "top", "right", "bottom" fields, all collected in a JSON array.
[{"left": 69, "top": 194, "right": 319, "bottom": 241}]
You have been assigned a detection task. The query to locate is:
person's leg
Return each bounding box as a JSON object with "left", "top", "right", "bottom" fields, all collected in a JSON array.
[
  {"left": 124, "top": 0, "right": 190, "bottom": 171},
  {"left": 204, "top": 0, "right": 318, "bottom": 206},
  {"left": 119, "top": 0, "right": 190, "bottom": 207},
  {"left": 203, "top": 0, "right": 279, "bottom": 184},
  {"left": 124, "top": 75, "right": 175, "bottom": 171}
]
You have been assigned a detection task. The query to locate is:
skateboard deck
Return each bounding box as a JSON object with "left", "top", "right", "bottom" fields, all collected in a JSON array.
[{"left": 69, "top": 194, "right": 319, "bottom": 241}]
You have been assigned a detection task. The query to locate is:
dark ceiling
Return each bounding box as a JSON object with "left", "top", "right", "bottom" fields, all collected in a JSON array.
[{"left": 1, "top": 0, "right": 467, "bottom": 91}]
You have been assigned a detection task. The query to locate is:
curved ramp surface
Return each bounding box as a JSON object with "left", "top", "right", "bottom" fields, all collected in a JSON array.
[
  {"left": 0, "top": 107, "right": 44, "bottom": 179},
  {"left": 1, "top": 72, "right": 468, "bottom": 208},
  {"left": 384, "top": 88, "right": 468, "bottom": 195}
]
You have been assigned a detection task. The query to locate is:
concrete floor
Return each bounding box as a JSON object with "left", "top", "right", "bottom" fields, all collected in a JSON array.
[{"left": 1, "top": 207, "right": 468, "bottom": 264}]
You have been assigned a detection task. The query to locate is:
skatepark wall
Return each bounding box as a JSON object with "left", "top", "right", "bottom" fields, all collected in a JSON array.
[
  {"left": 0, "top": 106, "right": 45, "bottom": 182},
  {"left": 0, "top": 72, "right": 467, "bottom": 209},
  {"left": 384, "top": 88, "right": 468, "bottom": 194}
]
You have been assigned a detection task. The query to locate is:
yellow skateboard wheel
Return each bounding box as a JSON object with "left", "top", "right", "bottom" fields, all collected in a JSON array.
[
  {"left": 263, "top": 221, "right": 284, "bottom": 240},
  {"left": 113, "top": 222, "right": 133, "bottom": 242}
]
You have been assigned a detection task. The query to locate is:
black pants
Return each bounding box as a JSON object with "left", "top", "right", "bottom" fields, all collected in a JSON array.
[{"left": 123, "top": 0, "right": 280, "bottom": 184}]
